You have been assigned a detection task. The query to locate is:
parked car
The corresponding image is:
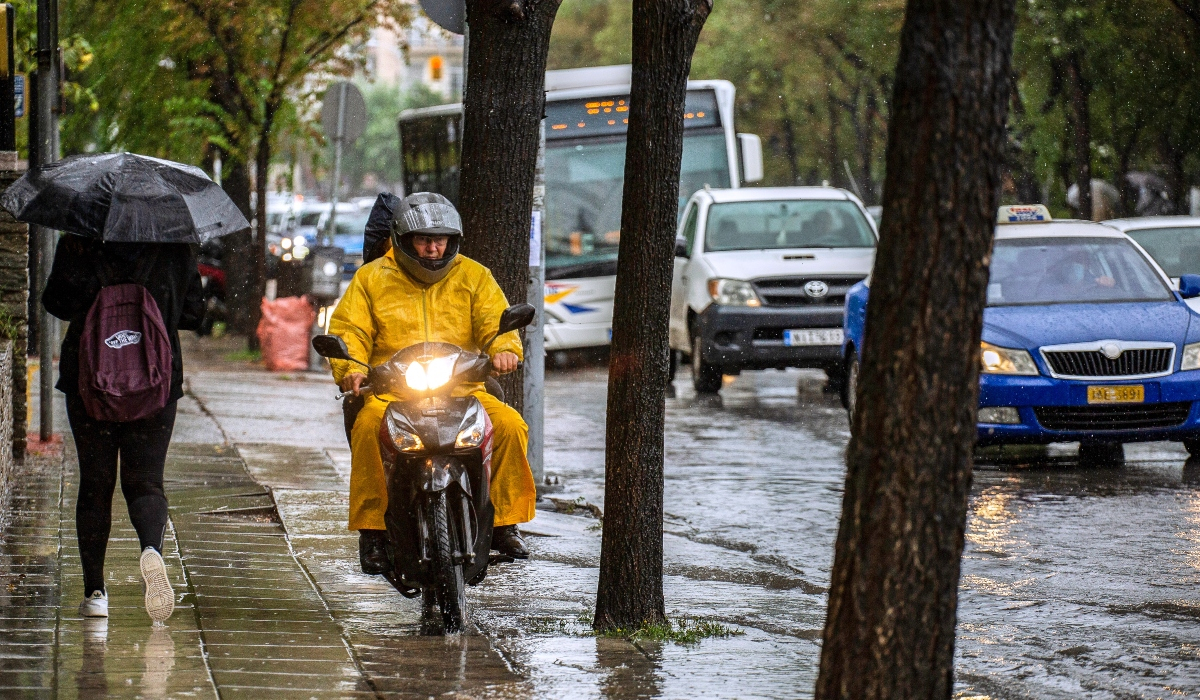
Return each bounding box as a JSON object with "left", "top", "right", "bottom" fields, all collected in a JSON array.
[
  {"left": 670, "top": 186, "right": 878, "bottom": 393},
  {"left": 842, "top": 205, "right": 1200, "bottom": 462},
  {"left": 1104, "top": 215, "right": 1200, "bottom": 291}
]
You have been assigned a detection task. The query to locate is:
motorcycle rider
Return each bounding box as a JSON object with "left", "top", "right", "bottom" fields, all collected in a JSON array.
[{"left": 327, "top": 193, "right": 536, "bottom": 574}]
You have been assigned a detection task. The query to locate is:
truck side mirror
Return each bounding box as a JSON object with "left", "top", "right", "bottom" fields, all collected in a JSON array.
[
  {"left": 674, "top": 237, "right": 689, "bottom": 258},
  {"left": 312, "top": 334, "right": 352, "bottom": 360},
  {"left": 738, "top": 133, "right": 764, "bottom": 183}
]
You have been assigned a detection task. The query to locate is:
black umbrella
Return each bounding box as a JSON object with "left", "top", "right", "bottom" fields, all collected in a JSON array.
[{"left": 0, "top": 152, "right": 250, "bottom": 244}]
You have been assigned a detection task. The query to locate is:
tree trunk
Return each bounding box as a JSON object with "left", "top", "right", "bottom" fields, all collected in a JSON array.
[
  {"left": 813, "top": 0, "right": 1015, "bottom": 696},
  {"left": 593, "top": 0, "right": 711, "bottom": 632},
  {"left": 1067, "top": 51, "right": 1092, "bottom": 220},
  {"left": 221, "top": 158, "right": 256, "bottom": 337},
  {"left": 826, "top": 89, "right": 843, "bottom": 187},
  {"left": 459, "top": 0, "right": 562, "bottom": 412},
  {"left": 250, "top": 121, "right": 274, "bottom": 351}
]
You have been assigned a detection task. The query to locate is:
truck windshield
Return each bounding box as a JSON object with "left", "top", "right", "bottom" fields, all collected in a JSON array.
[
  {"left": 704, "top": 200, "right": 875, "bottom": 251},
  {"left": 1122, "top": 226, "right": 1200, "bottom": 278},
  {"left": 543, "top": 132, "right": 730, "bottom": 278},
  {"left": 987, "top": 237, "right": 1173, "bottom": 306}
]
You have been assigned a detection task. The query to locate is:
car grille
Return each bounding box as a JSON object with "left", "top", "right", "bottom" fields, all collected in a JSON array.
[
  {"left": 1042, "top": 348, "right": 1173, "bottom": 377},
  {"left": 752, "top": 276, "right": 864, "bottom": 306},
  {"left": 1033, "top": 402, "right": 1192, "bottom": 431}
]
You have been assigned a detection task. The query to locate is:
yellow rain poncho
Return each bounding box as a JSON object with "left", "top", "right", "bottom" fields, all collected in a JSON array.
[{"left": 328, "top": 249, "right": 536, "bottom": 530}]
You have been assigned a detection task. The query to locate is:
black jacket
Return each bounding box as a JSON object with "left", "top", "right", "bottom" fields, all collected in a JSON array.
[{"left": 42, "top": 236, "right": 205, "bottom": 401}]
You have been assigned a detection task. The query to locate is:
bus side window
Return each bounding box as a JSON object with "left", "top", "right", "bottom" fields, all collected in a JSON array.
[{"left": 680, "top": 204, "right": 699, "bottom": 257}]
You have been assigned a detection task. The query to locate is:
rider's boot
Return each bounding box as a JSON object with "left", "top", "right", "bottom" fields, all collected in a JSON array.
[
  {"left": 359, "top": 529, "right": 389, "bottom": 574},
  {"left": 491, "top": 525, "right": 529, "bottom": 559}
]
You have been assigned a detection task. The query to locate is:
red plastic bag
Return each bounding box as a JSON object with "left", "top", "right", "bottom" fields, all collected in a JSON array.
[{"left": 256, "top": 296, "right": 316, "bottom": 371}]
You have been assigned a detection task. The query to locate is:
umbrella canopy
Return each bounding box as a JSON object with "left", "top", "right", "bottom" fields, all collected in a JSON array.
[{"left": 0, "top": 152, "right": 250, "bottom": 244}]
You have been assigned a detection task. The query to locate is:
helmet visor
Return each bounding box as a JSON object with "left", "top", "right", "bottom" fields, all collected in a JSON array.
[{"left": 394, "top": 202, "right": 462, "bottom": 237}]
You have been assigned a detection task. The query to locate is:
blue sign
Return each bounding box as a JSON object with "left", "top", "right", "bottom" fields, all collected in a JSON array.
[{"left": 13, "top": 74, "right": 23, "bottom": 118}]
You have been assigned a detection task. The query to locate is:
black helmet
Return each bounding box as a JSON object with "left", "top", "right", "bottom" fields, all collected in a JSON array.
[{"left": 391, "top": 192, "right": 463, "bottom": 284}]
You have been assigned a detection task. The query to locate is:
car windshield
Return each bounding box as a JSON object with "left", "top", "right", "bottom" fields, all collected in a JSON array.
[
  {"left": 704, "top": 200, "right": 875, "bottom": 252},
  {"left": 334, "top": 215, "right": 370, "bottom": 237},
  {"left": 1122, "top": 226, "right": 1200, "bottom": 278},
  {"left": 298, "top": 211, "right": 323, "bottom": 226},
  {"left": 987, "top": 237, "right": 1173, "bottom": 306}
]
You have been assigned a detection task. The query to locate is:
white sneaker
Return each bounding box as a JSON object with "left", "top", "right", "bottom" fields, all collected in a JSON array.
[
  {"left": 139, "top": 547, "right": 175, "bottom": 623},
  {"left": 79, "top": 590, "right": 108, "bottom": 617}
]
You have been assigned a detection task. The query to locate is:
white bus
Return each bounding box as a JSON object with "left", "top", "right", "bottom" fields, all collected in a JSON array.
[{"left": 398, "top": 64, "right": 762, "bottom": 350}]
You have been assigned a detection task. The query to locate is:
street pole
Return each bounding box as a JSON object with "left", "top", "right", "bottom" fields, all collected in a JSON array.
[
  {"left": 524, "top": 121, "right": 545, "bottom": 489},
  {"left": 35, "top": 0, "right": 56, "bottom": 441},
  {"left": 327, "top": 82, "right": 348, "bottom": 246}
]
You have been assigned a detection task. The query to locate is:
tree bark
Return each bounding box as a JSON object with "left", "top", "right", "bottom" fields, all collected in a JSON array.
[
  {"left": 459, "top": 0, "right": 562, "bottom": 412},
  {"left": 814, "top": 0, "right": 1015, "bottom": 696},
  {"left": 1066, "top": 51, "right": 1092, "bottom": 220},
  {"left": 593, "top": 0, "right": 711, "bottom": 632},
  {"left": 250, "top": 117, "right": 275, "bottom": 351},
  {"left": 221, "top": 157, "right": 256, "bottom": 337}
]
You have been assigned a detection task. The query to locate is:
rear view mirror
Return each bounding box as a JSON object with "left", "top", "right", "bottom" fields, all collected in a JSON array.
[
  {"left": 1181, "top": 274, "right": 1200, "bottom": 299},
  {"left": 674, "top": 237, "right": 689, "bottom": 258},
  {"left": 497, "top": 304, "right": 537, "bottom": 336},
  {"left": 312, "top": 334, "right": 352, "bottom": 360}
]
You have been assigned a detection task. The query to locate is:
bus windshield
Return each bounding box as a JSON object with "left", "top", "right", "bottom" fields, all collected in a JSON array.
[{"left": 544, "top": 132, "right": 729, "bottom": 278}]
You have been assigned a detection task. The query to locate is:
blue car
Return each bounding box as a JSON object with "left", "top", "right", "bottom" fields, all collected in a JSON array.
[{"left": 841, "top": 206, "right": 1200, "bottom": 458}]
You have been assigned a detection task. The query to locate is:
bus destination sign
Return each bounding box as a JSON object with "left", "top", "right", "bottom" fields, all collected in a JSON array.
[{"left": 546, "top": 89, "right": 720, "bottom": 140}]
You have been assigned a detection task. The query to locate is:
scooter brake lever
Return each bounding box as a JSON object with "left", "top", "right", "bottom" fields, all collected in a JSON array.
[{"left": 335, "top": 384, "right": 371, "bottom": 400}]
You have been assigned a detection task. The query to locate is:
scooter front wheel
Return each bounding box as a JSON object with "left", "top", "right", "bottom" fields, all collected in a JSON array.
[{"left": 426, "top": 490, "right": 467, "bottom": 633}]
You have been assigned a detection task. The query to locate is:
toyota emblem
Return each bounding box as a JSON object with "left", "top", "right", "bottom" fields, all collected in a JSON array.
[{"left": 804, "top": 280, "right": 829, "bottom": 298}]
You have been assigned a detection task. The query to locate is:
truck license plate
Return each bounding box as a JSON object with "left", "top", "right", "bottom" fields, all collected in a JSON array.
[
  {"left": 1086, "top": 385, "right": 1144, "bottom": 404},
  {"left": 784, "top": 329, "right": 844, "bottom": 347}
]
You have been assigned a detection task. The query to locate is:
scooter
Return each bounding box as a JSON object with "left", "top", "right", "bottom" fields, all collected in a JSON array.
[{"left": 311, "top": 303, "right": 536, "bottom": 634}]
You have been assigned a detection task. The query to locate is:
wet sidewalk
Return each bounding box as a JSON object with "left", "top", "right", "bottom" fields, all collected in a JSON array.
[{"left": 0, "top": 337, "right": 812, "bottom": 699}]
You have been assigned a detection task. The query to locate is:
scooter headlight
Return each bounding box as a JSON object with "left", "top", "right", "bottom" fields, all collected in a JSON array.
[
  {"left": 383, "top": 410, "right": 423, "bottom": 452},
  {"left": 455, "top": 403, "right": 489, "bottom": 449},
  {"left": 404, "top": 355, "right": 457, "bottom": 391}
]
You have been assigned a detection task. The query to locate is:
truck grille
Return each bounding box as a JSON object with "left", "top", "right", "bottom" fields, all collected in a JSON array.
[
  {"left": 1042, "top": 347, "right": 1173, "bottom": 377},
  {"left": 1033, "top": 402, "right": 1191, "bottom": 431},
  {"left": 752, "top": 276, "right": 864, "bottom": 307}
]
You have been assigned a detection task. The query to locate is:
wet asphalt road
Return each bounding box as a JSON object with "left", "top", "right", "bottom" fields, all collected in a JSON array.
[{"left": 544, "top": 365, "right": 1200, "bottom": 699}]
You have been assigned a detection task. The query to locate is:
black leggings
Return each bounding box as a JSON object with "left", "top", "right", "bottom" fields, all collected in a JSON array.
[{"left": 66, "top": 394, "right": 178, "bottom": 596}]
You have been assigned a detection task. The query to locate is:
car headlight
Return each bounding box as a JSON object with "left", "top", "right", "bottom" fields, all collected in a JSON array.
[
  {"left": 707, "top": 278, "right": 761, "bottom": 307},
  {"left": 980, "top": 341, "right": 1039, "bottom": 375},
  {"left": 1183, "top": 342, "right": 1200, "bottom": 371},
  {"left": 455, "top": 404, "right": 489, "bottom": 449},
  {"left": 405, "top": 355, "right": 457, "bottom": 390},
  {"left": 383, "top": 411, "right": 423, "bottom": 452}
]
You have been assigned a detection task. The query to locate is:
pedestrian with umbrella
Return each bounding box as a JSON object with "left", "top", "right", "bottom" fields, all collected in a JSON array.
[{"left": 2, "top": 152, "right": 249, "bottom": 624}]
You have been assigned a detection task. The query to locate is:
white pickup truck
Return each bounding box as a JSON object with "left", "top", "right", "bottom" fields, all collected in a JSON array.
[{"left": 670, "top": 186, "right": 878, "bottom": 393}]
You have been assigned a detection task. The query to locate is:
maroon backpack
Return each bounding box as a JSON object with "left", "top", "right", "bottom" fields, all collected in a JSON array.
[{"left": 78, "top": 254, "right": 173, "bottom": 422}]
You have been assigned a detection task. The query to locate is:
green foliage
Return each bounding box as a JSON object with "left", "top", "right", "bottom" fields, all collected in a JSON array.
[{"left": 0, "top": 306, "right": 20, "bottom": 342}]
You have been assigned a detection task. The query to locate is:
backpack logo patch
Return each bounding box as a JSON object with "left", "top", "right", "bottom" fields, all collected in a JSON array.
[{"left": 104, "top": 330, "right": 142, "bottom": 349}]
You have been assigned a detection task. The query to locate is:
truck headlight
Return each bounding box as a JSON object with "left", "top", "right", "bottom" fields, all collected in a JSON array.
[
  {"left": 455, "top": 404, "right": 489, "bottom": 449},
  {"left": 980, "top": 341, "right": 1039, "bottom": 375},
  {"left": 707, "top": 278, "right": 761, "bottom": 307},
  {"left": 1182, "top": 342, "right": 1200, "bottom": 371}
]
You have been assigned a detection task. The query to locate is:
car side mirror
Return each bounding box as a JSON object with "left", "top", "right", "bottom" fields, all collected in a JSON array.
[
  {"left": 1181, "top": 274, "right": 1200, "bottom": 299},
  {"left": 497, "top": 303, "right": 537, "bottom": 336},
  {"left": 312, "top": 334, "right": 352, "bottom": 360},
  {"left": 674, "top": 237, "right": 689, "bottom": 258}
]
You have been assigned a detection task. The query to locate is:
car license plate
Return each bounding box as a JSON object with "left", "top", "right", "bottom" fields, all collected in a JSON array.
[
  {"left": 1086, "top": 385, "right": 1144, "bottom": 404},
  {"left": 784, "top": 329, "right": 844, "bottom": 347}
]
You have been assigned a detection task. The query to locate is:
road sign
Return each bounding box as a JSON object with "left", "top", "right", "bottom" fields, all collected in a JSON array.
[
  {"left": 419, "top": 0, "right": 465, "bottom": 35},
  {"left": 320, "top": 81, "right": 367, "bottom": 145}
]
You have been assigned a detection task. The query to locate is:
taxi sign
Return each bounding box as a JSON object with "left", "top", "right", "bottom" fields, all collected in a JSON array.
[{"left": 997, "top": 204, "right": 1052, "bottom": 224}]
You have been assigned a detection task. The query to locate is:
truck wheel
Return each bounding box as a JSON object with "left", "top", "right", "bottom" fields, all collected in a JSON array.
[
  {"left": 691, "top": 336, "right": 722, "bottom": 394},
  {"left": 1079, "top": 441, "right": 1124, "bottom": 466}
]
